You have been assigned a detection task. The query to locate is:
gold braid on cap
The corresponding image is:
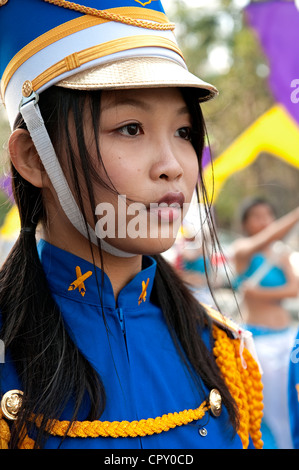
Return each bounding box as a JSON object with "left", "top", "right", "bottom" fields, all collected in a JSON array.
[{"left": 43, "top": 0, "right": 176, "bottom": 30}]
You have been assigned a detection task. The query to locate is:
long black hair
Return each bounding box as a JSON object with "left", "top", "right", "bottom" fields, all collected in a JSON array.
[{"left": 0, "top": 86, "right": 239, "bottom": 448}]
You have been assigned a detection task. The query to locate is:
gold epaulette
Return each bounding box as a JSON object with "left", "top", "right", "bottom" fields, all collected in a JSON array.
[
  {"left": 201, "top": 303, "right": 264, "bottom": 449},
  {"left": 202, "top": 303, "right": 263, "bottom": 373},
  {"left": 0, "top": 409, "right": 10, "bottom": 449},
  {"left": 202, "top": 302, "right": 242, "bottom": 336}
]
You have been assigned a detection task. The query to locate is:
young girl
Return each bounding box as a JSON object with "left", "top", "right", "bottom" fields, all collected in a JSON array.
[{"left": 0, "top": 0, "right": 263, "bottom": 449}]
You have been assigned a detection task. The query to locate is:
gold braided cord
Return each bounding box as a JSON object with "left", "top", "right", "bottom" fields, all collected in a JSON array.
[
  {"left": 0, "top": 324, "right": 264, "bottom": 449},
  {"left": 40, "top": 402, "right": 209, "bottom": 440},
  {"left": 212, "top": 326, "right": 264, "bottom": 449},
  {"left": 43, "top": 0, "right": 176, "bottom": 31},
  {"left": 0, "top": 402, "right": 209, "bottom": 448},
  {"left": 235, "top": 343, "right": 264, "bottom": 448},
  {"left": 0, "top": 409, "right": 35, "bottom": 449},
  {"left": 11, "top": 402, "right": 209, "bottom": 449},
  {"left": 0, "top": 410, "right": 10, "bottom": 449}
]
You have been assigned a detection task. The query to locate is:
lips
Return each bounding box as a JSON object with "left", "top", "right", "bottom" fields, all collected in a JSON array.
[
  {"left": 148, "top": 192, "right": 185, "bottom": 223},
  {"left": 156, "top": 192, "right": 185, "bottom": 208}
]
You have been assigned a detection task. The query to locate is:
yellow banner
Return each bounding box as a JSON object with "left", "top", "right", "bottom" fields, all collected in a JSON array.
[{"left": 203, "top": 105, "right": 299, "bottom": 202}]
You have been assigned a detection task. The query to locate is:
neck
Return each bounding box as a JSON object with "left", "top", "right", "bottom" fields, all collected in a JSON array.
[{"left": 40, "top": 224, "right": 142, "bottom": 300}]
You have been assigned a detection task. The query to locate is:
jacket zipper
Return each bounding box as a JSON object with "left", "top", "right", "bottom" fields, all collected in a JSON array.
[
  {"left": 117, "top": 307, "right": 125, "bottom": 335},
  {"left": 116, "top": 307, "right": 141, "bottom": 447},
  {"left": 117, "top": 307, "right": 129, "bottom": 357}
]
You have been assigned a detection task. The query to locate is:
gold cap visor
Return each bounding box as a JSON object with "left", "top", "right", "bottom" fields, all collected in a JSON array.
[{"left": 56, "top": 57, "right": 218, "bottom": 102}]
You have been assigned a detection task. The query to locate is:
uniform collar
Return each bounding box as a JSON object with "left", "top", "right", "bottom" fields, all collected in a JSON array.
[{"left": 37, "top": 239, "right": 157, "bottom": 309}]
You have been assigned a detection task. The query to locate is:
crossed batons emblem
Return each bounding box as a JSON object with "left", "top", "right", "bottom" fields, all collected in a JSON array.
[
  {"left": 68, "top": 266, "right": 149, "bottom": 306},
  {"left": 134, "top": 0, "right": 159, "bottom": 6}
]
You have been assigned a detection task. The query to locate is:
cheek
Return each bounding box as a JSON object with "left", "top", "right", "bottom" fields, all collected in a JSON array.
[
  {"left": 97, "top": 139, "right": 141, "bottom": 190},
  {"left": 244, "top": 219, "right": 260, "bottom": 235},
  {"left": 100, "top": 151, "right": 155, "bottom": 206},
  {"left": 184, "top": 152, "right": 200, "bottom": 194},
  {"left": 103, "top": 157, "right": 140, "bottom": 195}
]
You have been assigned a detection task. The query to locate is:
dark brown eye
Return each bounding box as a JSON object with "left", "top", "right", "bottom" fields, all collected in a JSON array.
[
  {"left": 119, "top": 123, "right": 142, "bottom": 136},
  {"left": 176, "top": 127, "right": 192, "bottom": 141}
]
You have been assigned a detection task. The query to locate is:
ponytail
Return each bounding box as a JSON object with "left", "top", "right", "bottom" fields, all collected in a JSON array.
[{"left": 0, "top": 143, "right": 105, "bottom": 449}]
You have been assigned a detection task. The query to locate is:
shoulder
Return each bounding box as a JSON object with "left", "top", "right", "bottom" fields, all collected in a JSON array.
[
  {"left": 202, "top": 302, "right": 262, "bottom": 371},
  {"left": 230, "top": 237, "right": 253, "bottom": 258},
  {"left": 230, "top": 238, "right": 264, "bottom": 274},
  {"left": 202, "top": 303, "right": 241, "bottom": 336}
]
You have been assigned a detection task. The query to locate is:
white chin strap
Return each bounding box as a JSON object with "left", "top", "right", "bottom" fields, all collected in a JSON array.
[{"left": 20, "top": 94, "right": 135, "bottom": 258}]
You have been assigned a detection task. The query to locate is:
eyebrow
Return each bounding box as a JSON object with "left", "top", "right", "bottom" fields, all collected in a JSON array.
[{"left": 101, "top": 97, "right": 190, "bottom": 116}]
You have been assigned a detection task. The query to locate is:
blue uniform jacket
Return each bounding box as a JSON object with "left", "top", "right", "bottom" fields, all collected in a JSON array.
[
  {"left": 0, "top": 240, "right": 254, "bottom": 449},
  {"left": 289, "top": 329, "right": 299, "bottom": 448}
]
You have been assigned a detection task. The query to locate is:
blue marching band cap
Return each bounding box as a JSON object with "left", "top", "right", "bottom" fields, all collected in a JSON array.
[
  {"left": 0, "top": 0, "right": 218, "bottom": 127},
  {"left": 0, "top": 0, "right": 218, "bottom": 257}
]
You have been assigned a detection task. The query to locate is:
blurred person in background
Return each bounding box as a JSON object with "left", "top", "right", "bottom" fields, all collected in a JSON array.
[
  {"left": 174, "top": 219, "right": 215, "bottom": 306},
  {"left": 231, "top": 197, "right": 299, "bottom": 449}
]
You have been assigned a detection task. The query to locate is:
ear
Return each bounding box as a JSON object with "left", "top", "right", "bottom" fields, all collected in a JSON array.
[{"left": 8, "top": 129, "right": 46, "bottom": 188}]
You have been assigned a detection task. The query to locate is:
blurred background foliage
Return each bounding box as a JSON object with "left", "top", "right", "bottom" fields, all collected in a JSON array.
[{"left": 0, "top": 0, "right": 298, "bottom": 232}]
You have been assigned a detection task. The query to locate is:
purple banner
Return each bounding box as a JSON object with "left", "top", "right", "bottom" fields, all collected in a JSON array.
[
  {"left": 0, "top": 174, "right": 13, "bottom": 202},
  {"left": 245, "top": 1, "right": 299, "bottom": 125}
]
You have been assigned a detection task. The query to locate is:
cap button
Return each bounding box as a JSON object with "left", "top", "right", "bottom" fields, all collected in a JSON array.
[
  {"left": 209, "top": 388, "right": 222, "bottom": 417},
  {"left": 1, "top": 390, "right": 23, "bottom": 420},
  {"left": 22, "top": 80, "right": 34, "bottom": 98}
]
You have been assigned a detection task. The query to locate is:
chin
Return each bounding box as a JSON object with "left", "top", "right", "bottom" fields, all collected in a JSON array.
[{"left": 104, "top": 236, "right": 178, "bottom": 257}]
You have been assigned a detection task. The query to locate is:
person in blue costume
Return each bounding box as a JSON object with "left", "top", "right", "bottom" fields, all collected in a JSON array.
[
  {"left": 0, "top": 0, "right": 263, "bottom": 450},
  {"left": 231, "top": 197, "right": 299, "bottom": 449}
]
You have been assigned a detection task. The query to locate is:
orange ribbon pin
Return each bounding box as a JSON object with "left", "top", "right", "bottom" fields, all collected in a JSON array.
[
  {"left": 138, "top": 278, "right": 150, "bottom": 305},
  {"left": 68, "top": 266, "right": 92, "bottom": 297}
]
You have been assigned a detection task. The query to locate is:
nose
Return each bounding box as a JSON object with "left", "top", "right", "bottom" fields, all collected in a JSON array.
[{"left": 149, "top": 141, "right": 184, "bottom": 182}]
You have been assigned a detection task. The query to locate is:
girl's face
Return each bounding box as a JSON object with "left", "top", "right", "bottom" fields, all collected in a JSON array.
[
  {"left": 243, "top": 203, "right": 275, "bottom": 236},
  {"left": 70, "top": 87, "right": 199, "bottom": 255}
]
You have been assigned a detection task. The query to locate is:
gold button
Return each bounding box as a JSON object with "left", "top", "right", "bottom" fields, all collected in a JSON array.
[
  {"left": 22, "top": 80, "right": 33, "bottom": 98},
  {"left": 209, "top": 388, "right": 222, "bottom": 417},
  {"left": 0, "top": 0, "right": 9, "bottom": 6},
  {"left": 1, "top": 390, "right": 23, "bottom": 420}
]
